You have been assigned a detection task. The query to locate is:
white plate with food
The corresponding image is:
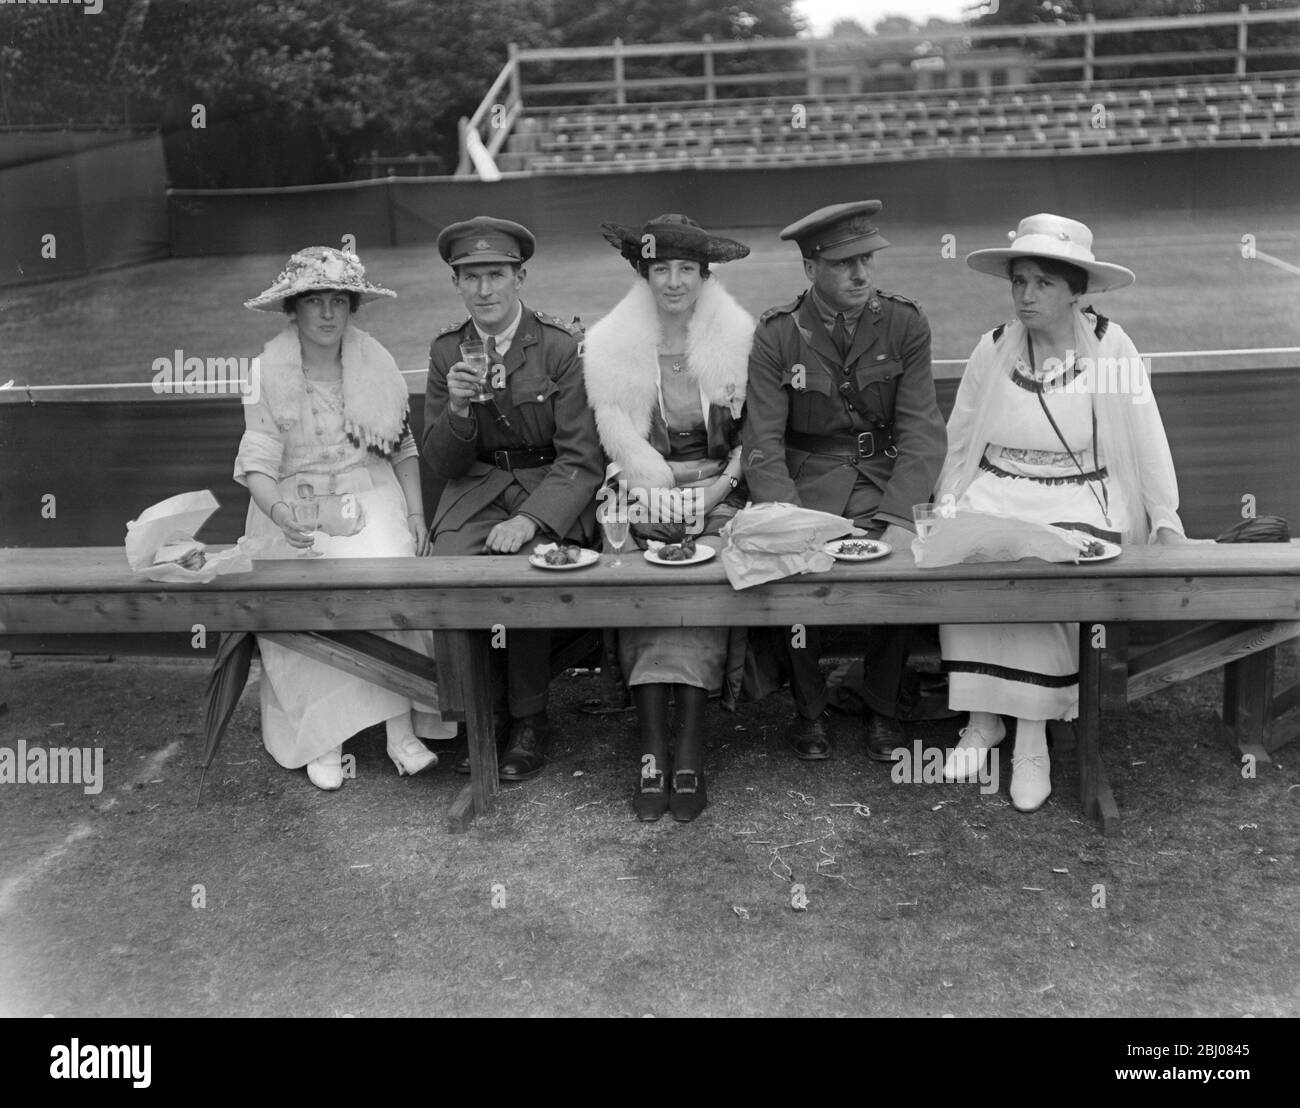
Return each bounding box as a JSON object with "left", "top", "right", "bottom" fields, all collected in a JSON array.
[
  {"left": 823, "top": 538, "right": 892, "bottom": 562},
  {"left": 644, "top": 540, "right": 717, "bottom": 566},
  {"left": 1073, "top": 537, "right": 1122, "bottom": 563},
  {"left": 529, "top": 543, "right": 600, "bottom": 570}
]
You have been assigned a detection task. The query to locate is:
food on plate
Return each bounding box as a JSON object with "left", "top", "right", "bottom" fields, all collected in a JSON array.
[
  {"left": 1080, "top": 540, "right": 1107, "bottom": 558},
  {"left": 656, "top": 536, "right": 698, "bottom": 561},
  {"left": 836, "top": 541, "right": 880, "bottom": 556},
  {"left": 153, "top": 540, "right": 207, "bottom": 571},
  {"left": 542, "top": 544, "right": 585, "bottom": 566}
]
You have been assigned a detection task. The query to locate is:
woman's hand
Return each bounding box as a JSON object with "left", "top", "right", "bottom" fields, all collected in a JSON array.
[
  {"left": 268, "top": 501, "right": 316, "bottom": 549},
  {"left": 408, "top": 513, "right": 429, "bottom": 555},
  {"left": 666, "top": 457, "right": 723, "bottom": 485},
  {"left": 1155, "top": 527, "right": 1214, "bottom": 546}
]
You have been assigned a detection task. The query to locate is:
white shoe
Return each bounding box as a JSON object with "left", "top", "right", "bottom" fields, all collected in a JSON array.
[
  {"left": 1010, "top": 750, "right": 1052, "bottom": 812},
  {"left": 943, "top": 719, "right": 1005, "bottom": 782},
  {"left": 387, "top": 733, "right": 438, "bottom": 776},
  {"left": 306, "top": 747, "right": 344, "bottom": 791}
]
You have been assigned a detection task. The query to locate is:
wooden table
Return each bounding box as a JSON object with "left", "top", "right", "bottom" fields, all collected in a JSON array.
[{"left": 3, "top": 543, "right": 1299, "bottom": 833}]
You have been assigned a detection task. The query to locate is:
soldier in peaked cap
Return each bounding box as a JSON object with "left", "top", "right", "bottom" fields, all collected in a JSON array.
[
  {"left": 742, "top": 201, "right": 947, "bottom": 763},
  {"left": 423, "top": 216, "right": 603, "bottom": 783}
]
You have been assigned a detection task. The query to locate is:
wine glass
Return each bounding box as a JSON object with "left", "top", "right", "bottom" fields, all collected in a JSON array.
[
  {"left": 292, "top": 493, "right": 323, "bottom": 558},
  {"left": 459, "top": 340, "right": 493, "bottom": 403},
  {"left": 599, "top": 502, "right": 631, "bottom": 567}
]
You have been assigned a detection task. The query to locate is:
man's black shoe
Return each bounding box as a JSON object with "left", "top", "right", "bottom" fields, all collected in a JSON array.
[
  {"left": 786, "top": 714, "right": 832, "bottom": 761},
  {"left": 865, "top": 712, "right": 906, "bottom": 762},
  {"left": 499, "top": 711, "right": 551, "bottom": 782}
]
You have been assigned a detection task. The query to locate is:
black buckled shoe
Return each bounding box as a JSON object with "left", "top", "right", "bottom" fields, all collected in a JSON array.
[
  {"left": 786, "top": 714, "right": 832, "bottom": 761},
  {"left": 633, "top": 767, "right": 669, "bottom": 822},
  {"left": 865, "top": 712, "right": 906, "bottom": 762},
  {"left": 453, "top": 713, "right": 510, "bottom": 775},
  {"left": 499, "top": 712, "right": 551, "bottom": 782},
  {"left": 668, "top": 769, "right": 707, "bottom": 822}
]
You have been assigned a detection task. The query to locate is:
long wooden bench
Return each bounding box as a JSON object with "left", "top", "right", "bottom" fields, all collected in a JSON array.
[{"left": 3, "top": 543, "right": 1298, "bottom": 834}]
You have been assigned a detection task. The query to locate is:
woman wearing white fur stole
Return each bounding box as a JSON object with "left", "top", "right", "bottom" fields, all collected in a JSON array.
[{"left": 583, "top": 215, "right": 755, "bottom": 821}]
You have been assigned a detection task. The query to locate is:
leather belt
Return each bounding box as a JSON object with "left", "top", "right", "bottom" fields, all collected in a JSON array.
[
  {"left": 786, "top": 427, "right": 896, "bottom": 460},
  {"left": 481, "top": 445, "right": 557, "bottom": 472}
]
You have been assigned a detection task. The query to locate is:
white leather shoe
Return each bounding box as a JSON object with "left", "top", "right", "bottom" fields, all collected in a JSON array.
[
  {"left": 943, "top": 719, "right": 1006, "bottom": 782},
  {"left": 387, "top": 733, "right": 438, "bottom": 776},
  {"left": 1010, "top": 750, "right": 1052, "bottom": 812},
  {"left": 306, "top": 747, "right": 344, "bottom": 790}
]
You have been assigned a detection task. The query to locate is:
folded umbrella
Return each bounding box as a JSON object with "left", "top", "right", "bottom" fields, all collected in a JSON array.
[{"left": 196, "top": 631, "right": 258, "bottom": 808}]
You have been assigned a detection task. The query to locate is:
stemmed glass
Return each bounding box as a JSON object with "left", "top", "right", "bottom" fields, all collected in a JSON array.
[
  {"left": 293, "top": 486, "right": 323, "bottom": 558},
  {"left": 599, "top": 501, "right": 631, "bottom": 567}
]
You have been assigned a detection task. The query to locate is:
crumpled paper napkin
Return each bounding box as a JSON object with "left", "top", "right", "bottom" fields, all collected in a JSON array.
[
  {"left": 125, "top": 490, "right": 253, "bottom": 583},
  {"left": 911, "top": 510, "right": 1092, "bottom": 567},
  {"left": 720, "top": 502, "right": 864, "bottom": 589}
]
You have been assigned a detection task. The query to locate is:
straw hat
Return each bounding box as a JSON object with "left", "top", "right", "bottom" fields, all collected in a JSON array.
[
  {"left": 601, "top": 213, "right": 749, "bottom": 269},
  {"left": 965, "top": 213, "right": 1134, "bottom": 293},
  {"left": 244, "top": 246, "right": 396, "bottom": 312}
]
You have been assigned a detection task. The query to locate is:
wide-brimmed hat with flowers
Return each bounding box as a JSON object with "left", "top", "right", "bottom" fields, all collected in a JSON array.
[
  {"left": 600, "top": 213, "right": 750, "bottom": 270},
  {"left": 965, "top": 213, "right": 1135, "bottom": 293},
  {"left": 244, "top": 246, "right": 397, "bottom": 312}
]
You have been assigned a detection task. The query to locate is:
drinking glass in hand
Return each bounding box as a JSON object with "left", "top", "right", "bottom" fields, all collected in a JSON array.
[
  {"left": 293, "top": 495, "right": 323, "bottom": 557},
  {"left": 912, "top": 503, "right": 938, "bottom": 541},
  {"left": 599, "top": 503, "right": 631, "bottom": 567},
  {"left": 459, "top": 340, "right": 493, "bottom": 403}
]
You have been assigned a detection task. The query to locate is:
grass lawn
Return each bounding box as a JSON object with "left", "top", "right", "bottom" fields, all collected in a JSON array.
[
  {"left": 2, "top": 211, "right": 1297, "bottom": 390},
  {"left": 0, "top": 648, "right": 1296, "bottom": 1018}
]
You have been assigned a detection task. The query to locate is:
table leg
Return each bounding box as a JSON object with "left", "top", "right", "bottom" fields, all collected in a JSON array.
[
  {"left": 1077, "top": 621, "right": 1121, "bottom": 836},
  {"left": 1222, "top": 649, "right": 1275, "bottom": 765},
  {"left": 440, "top": 630, "right": 499, "bottom": 832}
]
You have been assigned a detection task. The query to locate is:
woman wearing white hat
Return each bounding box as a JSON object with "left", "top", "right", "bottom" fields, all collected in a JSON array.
[
  {"left": 937, "top": 214, "right": 1191, "bottom": 811},
  {"left": 235, "top": 246, "right": 455, "bottom": 790}
]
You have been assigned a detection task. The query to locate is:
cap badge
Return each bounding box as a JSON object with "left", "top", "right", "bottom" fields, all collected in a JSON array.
[{"left": 475, "top": 239, "right": 491, "bottom": 250}]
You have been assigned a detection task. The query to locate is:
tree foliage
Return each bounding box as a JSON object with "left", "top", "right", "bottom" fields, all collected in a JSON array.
[{"left": 974, "top": 0, "right": 1300, "bottom": 80}]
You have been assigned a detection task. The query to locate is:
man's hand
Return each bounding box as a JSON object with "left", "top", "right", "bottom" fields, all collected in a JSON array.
[
  {"left": 879, "top": 523, "right": 914, "bottom": 548},
  {"left": 445, "top": 360, "right": 480, "bottom": 417},
  {"left": 485, "top": 514, "right": 538, "bottom": 553}
]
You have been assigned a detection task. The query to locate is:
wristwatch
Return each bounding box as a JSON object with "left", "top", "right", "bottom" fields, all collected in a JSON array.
[{"left": 727, "top": 475, "right": 740, "bottom": 489}]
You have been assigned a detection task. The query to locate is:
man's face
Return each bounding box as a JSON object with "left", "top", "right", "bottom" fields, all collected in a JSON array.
[
  {"left": 804, "top": 250, "right": 876, "bottom": 314},
  {"left": 453, "top": 263, "right": 525, "bottom": 332}
]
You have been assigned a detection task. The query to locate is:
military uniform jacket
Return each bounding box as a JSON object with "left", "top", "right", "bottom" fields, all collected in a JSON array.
[
  {"left": 421, "top": 303, "right": 603, "bottom": 542},
  {"left": 741, "top": 288, "right": 947, "bottom": 527}
]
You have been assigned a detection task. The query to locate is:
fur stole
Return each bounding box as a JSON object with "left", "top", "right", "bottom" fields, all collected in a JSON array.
[
  {"left": 583, "top": 278, "right": 754, "bottom": 490},
  {"left": 257, "top": 322, "right": 409, "bottom": 454}
]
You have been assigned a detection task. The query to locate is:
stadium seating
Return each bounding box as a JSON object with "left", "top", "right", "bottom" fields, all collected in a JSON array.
[{"left": 496, "top": 72, "right": 1300, "bottom": 174}]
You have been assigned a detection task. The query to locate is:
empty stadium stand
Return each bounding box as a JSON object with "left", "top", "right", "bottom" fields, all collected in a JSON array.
[{"left": 494, "top": 72, "right": 1300, "bottom": 175}]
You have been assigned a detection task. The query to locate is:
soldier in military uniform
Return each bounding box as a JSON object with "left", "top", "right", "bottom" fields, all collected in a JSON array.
[
  {"left": 422, "top": 216, "right": 603, "bottom": 781},
  {"left": 742, "top": 201, "right": 947, "bottom": 761}
]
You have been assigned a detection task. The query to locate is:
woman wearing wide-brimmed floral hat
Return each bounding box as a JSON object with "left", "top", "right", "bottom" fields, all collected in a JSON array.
[
  {"left": 235, "top": 246, "right": 455, "bottom": 790},
  {"left": 583, "top": 215, "right": 754, "bottom": 822},
  {"left": 937, "top": 214, "right": 1194, "bottom": 812}
]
